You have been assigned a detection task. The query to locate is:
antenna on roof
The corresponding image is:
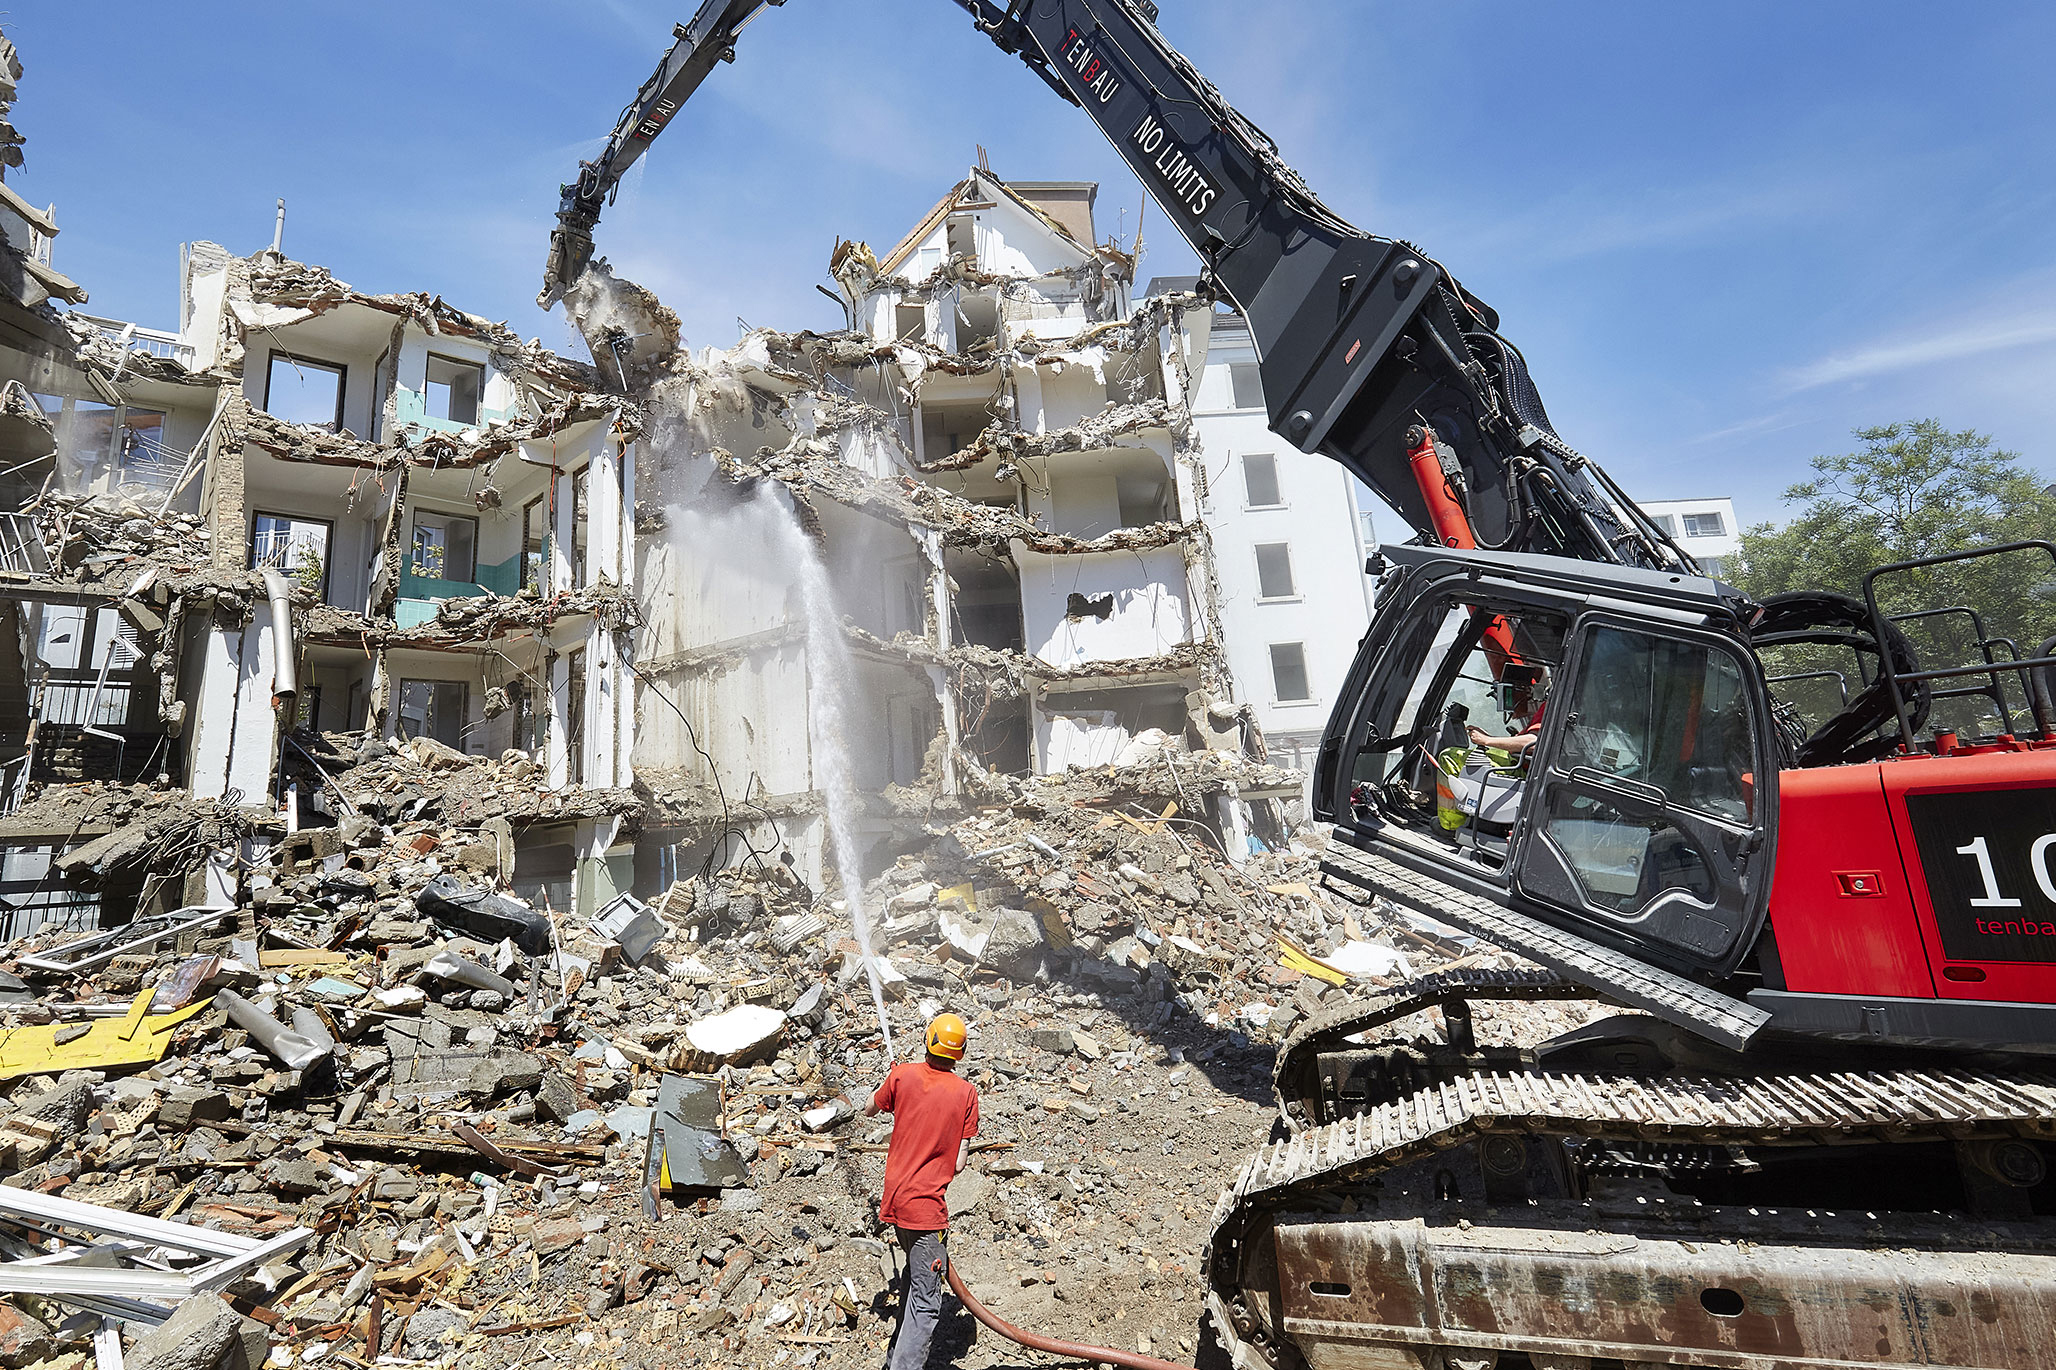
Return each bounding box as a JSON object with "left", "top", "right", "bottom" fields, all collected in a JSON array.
[{"left": 270, "top": 199, "right": 286, "bottom": 257}]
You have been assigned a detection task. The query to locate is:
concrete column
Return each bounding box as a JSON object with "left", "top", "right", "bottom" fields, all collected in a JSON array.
[
  {"left": 546, "top": 648, "right": 569, "bottom": 789},
  {"left": 186, "top": 622, "right": 241, "bottom": 801},
  {"left": 552, "top": 469, "right": 576, "bottom": 593}
]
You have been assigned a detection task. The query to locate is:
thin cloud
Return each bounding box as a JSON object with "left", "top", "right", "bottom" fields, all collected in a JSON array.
[
  {"left": 1685, "top": 410, "right": 1811, "bottom": 446},
  {"left": 1783, "top": 309, "right": 2056, "bottom": 391}
]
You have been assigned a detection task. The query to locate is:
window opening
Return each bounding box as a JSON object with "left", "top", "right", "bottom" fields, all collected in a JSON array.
[
  {"left": 1229, "top": 362, "right": 1264, "bottom": 410},
  {"left": 264, "top": 353, "right": 346, "bottom": 432},
  {"left": 251, "top": 512, "right": 333, "bottom": 601},
  {"left": 1255, "top": 542, "right": 1297, "bottom": 599},
  {"left": 1271, "top": 642, "right": 1311, "bottom": 702},
  {"left": 410, "top": 509, "right": 478, "bottom": 582},
  {"left": 425, "top": 353, "right": 485, "bottom": 425},
  {"left": 565, "top": 649, "right": 587, "bottom": 785},
  {"left": 1242, "top": 453, "right": 1281, "bottom": 507},
  {"left": 397, "top": 679, "right": 468, "bottom": 752}
]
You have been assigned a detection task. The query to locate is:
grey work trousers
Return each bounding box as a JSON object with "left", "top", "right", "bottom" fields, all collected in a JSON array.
[{"left": 888, "top": 1226, "right": 947, "bottom": 1370}]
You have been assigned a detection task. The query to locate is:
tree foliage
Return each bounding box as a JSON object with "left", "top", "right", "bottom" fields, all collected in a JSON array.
[{"left": 1736, "top": 420, "right": 2056, "bottom": 732}]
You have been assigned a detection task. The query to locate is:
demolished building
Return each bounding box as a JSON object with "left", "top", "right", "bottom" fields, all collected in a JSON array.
[
  {"left": 630, "top": 167, "right": 1324, "bottom": 882},
  {"left": 0, "top": 207, "right": 641, "bottom": 930}
]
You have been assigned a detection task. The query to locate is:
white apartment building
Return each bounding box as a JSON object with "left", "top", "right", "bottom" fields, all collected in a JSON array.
[
  {"left": 1172, "top": 293, "right": 1376, "bottom": 777},
  {"left": 1640, "top": 497, "right": 1742, "bottom": 578}
]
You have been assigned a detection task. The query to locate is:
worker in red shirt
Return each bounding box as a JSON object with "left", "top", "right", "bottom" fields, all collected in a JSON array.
[{"left": 866, "top": 1013, "right": 980, "bottom": 1370}]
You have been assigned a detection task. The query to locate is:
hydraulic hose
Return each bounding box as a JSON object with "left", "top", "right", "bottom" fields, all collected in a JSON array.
[{"left": 946, "top": 1258, "right": 1195, "bottom": 1370}]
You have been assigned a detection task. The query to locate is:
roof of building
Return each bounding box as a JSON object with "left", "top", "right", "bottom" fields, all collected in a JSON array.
[{"left": 876, "top": 167, "right": 1096, "bottom": 277}]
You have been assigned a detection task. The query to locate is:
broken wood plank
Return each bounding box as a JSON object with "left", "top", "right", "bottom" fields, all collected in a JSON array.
[
  {"left": 450, "top": 1122, "right": 560, "bottom": 1179},
  {"left": 258, "top": 949, "right": 354, "bottom": 969}
]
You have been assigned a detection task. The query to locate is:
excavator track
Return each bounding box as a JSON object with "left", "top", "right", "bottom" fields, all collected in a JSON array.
[
  {"left": 1205, "top": 1064, "right": 2056, "bottom": 1370},
  {"left": 1270, "top": 967, "right": 1593, "bottom": 1127}
]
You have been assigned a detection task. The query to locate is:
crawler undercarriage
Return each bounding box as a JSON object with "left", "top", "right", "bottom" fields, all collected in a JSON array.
[{"left": 1202, "top": 859, "right": 2056, "bottom": 1370}]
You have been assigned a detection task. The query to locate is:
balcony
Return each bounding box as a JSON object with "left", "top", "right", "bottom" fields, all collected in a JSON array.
[{"left": 72, "top": 313, "right": 197, "bottom": 369}]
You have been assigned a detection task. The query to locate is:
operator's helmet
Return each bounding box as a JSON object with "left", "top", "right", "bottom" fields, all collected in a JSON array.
[{"left": 926, "top": 1013, "right": 969, "bottom": 1061}]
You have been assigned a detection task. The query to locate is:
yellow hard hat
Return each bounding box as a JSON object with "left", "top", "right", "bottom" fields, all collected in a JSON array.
[{"left": 926, "top": 1013, "right": 968, "bottom": 1061}]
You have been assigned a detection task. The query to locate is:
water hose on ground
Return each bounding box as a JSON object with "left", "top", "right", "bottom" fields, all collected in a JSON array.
[{"left": 946, "top": 1258, "right": 1196, "bottom": 1370}]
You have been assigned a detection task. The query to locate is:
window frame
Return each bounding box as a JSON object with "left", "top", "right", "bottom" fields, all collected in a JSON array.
[
  {"left": 1270, "top": 640, "right": 1314, "bottom": 704},
  {"left": 1253, "top": 540, "right": 1299, "bottom": 602},
  {"left": 1241, "top": 452, "right": 1283, "bottom": 509},
  {"left": 262, "top": 351, "right": 347, "bottom": 433},
  {"left": 1683, "top": 511, "right": 1727, "bottom": 539}
]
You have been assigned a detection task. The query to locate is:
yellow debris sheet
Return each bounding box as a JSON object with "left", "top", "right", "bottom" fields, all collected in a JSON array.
[{"left": 0, "top": 990, "right": 211, "bottom": 1079}]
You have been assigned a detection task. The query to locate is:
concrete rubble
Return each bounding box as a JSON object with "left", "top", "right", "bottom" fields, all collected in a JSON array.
[{"left": 0, "top": 737, "right": 1609, "bottom": 1369}]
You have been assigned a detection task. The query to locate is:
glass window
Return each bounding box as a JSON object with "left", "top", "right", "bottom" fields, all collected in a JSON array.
[
  {"left": 264, "top": 353, "right": 346, "bottom": 431},
  {"left": 251, "top": 513, "right": 332, "bottom": 601},
  {"left": 1229, "top": 362, "right": 1263, "bottom": 410},
  {"left": 1242, "top": 453, "right": 1281, "bottom": 507},
  {"left": 397, "top": 679, "right": 468, "bottom": 751},
  {"left": 1684, "top": 511, "right": 1726, "bottom": 538},
  {"left": 425, "top": 354, "right": 485, "bottom": 425},
  {"left": 1255, "top": 542, "right": 1296, "bottom": 599},
  {"left": 1650, "top": 513, "right": 1679, "bottom": 536},
  {"left": 410, "top": 509, "right": 477, "bottom": 582},
  {"left": 1536, "top": 626, "right": 1756, "bottom": 913},
  {"left": 1271, "top": 642, "right": 1311, "bottom": 702}
]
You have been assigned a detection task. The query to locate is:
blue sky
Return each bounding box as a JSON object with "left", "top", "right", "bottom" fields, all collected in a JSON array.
[{"left": 12, "top": 2, "right": 2055, "bottom": 528}]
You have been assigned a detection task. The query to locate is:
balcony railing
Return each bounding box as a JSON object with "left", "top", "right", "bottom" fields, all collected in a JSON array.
[{"left": 71, "top": 313, "right": 197, "bottom": 368}]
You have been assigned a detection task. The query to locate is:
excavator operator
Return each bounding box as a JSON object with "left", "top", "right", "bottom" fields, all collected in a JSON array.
[{"left": 1467, "top": 664, "right": 1551, "bottom": 758}]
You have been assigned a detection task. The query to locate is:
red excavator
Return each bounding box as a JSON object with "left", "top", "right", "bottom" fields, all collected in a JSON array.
[{"left": 541, "top": 4, "right": 2056, "bottom": 1367}]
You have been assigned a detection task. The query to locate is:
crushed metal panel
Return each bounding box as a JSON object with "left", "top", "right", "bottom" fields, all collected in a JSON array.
[{"left": 649, "top": 1073, "right": 747, "bottom": 1195}]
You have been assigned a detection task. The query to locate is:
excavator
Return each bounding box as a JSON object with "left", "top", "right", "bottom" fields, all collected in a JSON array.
[{"left": 540, "top": 4, "right": 2056, "bottom": 1368}]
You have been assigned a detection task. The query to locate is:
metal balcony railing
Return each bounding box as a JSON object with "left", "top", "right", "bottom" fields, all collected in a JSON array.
[{"left": 71, "top": 313, "right": 197, "bottom": 368}]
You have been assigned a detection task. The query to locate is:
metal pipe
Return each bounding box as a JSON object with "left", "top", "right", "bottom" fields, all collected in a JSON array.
[
  {"left": 260, "top": 568, "right": 297, "bottom": 700},
  {"left": 945, "top": 1258, "right": 1194, "bottom": 1370}
]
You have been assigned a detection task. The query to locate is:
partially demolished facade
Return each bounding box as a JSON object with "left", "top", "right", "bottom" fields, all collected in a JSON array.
[
  {"left": 0, "top": 32, "right": 1326, "bottom": 942},
  {"left": 632, "top": 168, "right": 1307, "bottom": 879},
  {"left": 0, "top": 67, "right": 641, "bottom": 933}
]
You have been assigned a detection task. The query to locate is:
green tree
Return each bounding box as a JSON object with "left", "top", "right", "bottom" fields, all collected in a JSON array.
[{"left": 1736, "top": 420, "right": 2056, "bottom": 732}]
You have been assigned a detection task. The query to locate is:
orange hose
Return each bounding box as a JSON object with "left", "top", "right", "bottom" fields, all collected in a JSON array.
[{"left": 946, "top": 1257, "right": 1196, "bottom": 1370}]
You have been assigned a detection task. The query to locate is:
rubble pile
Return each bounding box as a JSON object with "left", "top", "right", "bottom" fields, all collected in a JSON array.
[{"left": 0, "top": 736, "right": 1613, "bottom": 1370}]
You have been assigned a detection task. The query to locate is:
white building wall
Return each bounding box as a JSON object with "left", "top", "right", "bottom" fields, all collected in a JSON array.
[
  {"left": 1640, "top": 497, "right": 1742, "bottom": 578},
  {"left": 1188, "top": 312, "right": 1375, "bottom": 775}
]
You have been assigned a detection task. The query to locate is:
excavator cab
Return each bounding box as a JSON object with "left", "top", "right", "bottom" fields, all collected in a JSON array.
[{"left": 1317, "top": 543, "right": 1779, "bottom": 981}]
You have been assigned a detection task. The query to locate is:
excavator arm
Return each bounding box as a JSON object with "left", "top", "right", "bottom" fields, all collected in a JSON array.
[
  {"left": 538, "top": 0, "right": 784, "bottom": 311},
  {"left": 540, "top": 0, "right": 1693, "bottom": 574}
]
